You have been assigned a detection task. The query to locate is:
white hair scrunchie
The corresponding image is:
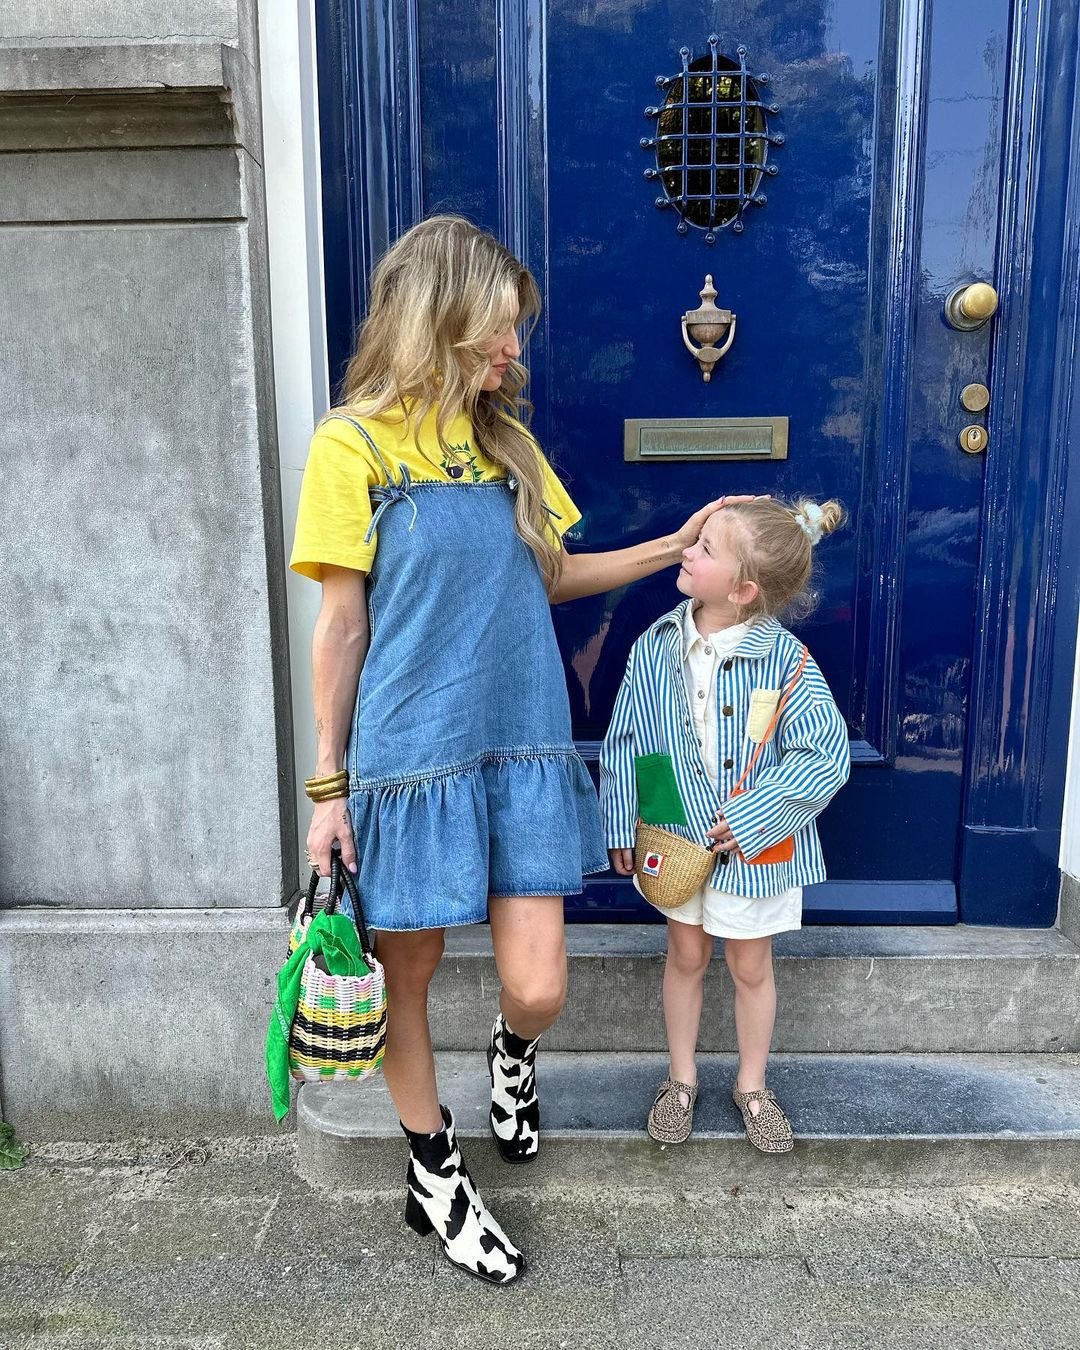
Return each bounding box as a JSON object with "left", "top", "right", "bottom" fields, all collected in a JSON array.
[{"left": 796, "top": 502, "right": 825, "bottom": 545}]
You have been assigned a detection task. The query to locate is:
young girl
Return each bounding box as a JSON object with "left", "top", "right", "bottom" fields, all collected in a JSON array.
[
  {"left": 600, "top": 498, "right": 850, "bottom": 1152},
  {"left": 291, "top": 214, "right": 748, "bottom": 1283}
]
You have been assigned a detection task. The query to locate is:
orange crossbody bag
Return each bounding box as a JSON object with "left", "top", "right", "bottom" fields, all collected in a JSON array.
[{"left": 727, "top": 645, "right": 808, "bottom": 866}]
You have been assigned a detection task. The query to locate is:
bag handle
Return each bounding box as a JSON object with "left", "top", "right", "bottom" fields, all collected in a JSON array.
[
  {"left": 301, "top": 852, "right": 376, "bottom": 960},
  {"left": 730, "top": 645, "right": 809, "bottom": 798}
]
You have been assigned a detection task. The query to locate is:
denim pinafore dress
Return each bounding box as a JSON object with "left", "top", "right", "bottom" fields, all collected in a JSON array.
[{"left": 332, "top": 416, "right": 607, "bottom": 931}]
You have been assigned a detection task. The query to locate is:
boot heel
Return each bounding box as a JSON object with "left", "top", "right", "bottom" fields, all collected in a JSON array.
[{"left": 404, "top": 1189, "right": 434, "bottom": 1236}]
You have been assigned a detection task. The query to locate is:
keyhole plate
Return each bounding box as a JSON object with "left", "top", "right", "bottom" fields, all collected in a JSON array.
[{"left": 959, "top": 424, "right": 989, "bottom": 454}]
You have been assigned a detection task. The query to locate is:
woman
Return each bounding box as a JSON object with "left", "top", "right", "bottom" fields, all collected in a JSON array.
[{"left": 291, "top": 215, "right": 740, "bottom": 1284}]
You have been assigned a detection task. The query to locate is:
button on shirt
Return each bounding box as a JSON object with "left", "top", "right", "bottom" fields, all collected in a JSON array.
[{"left": 682, "top": 605, "right": 749, "bottom": 792}]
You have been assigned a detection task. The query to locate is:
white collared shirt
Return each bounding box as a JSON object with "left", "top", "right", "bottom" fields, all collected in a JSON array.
[{"left": 682, "top": 603, "right": 750, "bottom": 792}]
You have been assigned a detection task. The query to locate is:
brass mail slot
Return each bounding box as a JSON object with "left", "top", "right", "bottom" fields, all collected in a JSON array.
[{"left": 624, "top": 416, "right": 789, "bottom": 462}]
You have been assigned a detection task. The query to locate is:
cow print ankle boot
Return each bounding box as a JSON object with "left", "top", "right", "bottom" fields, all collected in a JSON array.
[
  {"left": 487, "top": 1013, "right": 541, "bottom": 1163},
  {"left": 401, "top": 1106, "right": 525, "bottom": 1285}
]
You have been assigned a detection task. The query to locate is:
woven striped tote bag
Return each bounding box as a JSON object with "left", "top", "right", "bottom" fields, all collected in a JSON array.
[{"left": 287, "top": 855, "right": 387, "bottom": 1084}]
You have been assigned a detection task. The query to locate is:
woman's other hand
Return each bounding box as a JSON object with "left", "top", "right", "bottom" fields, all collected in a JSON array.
[
  {"left": 306, "top": 798, "right": 357, "bottom": 877},
  {"left": 673, "top": 494, "right": 766, "bottom": 552},
  {"left": 609, "top": 847, "right": 635, "bottom": 876}
]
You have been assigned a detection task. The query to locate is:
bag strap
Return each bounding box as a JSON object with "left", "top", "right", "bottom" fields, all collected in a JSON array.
[
  {"left": 331, "top": 853, "right": 376, "bottom": 959},
  {"left": 301, "top": 854, "right": 376, "bottom": 961},
  {"left": 730, "top": 644, "right": 809, "bottom": 797},
  {"left": 301, "top": 866, "right": 326, "bottom": 921}
]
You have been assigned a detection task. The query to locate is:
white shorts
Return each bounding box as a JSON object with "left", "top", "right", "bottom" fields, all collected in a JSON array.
[{"left": 636, "top": 876, "right": 802, "bottom": 940}]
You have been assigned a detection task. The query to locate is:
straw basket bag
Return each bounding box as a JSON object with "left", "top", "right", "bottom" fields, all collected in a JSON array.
[
  {"left": 634, "top": 645, "right": 809, "bottom": 909},
  {"left": 286, "top": 855, "right": 387, "bottom": 1084},
  {"left": 634, "top": 822, "right": 716, "bottom": 909}
]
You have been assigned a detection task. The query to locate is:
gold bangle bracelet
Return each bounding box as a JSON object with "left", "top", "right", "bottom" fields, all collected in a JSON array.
[
  {"left": 307, "top": 791, "right": 349, "bottom": 804},
  {"left": 305, "top": 771, "right": 348, "bottom": 788}
]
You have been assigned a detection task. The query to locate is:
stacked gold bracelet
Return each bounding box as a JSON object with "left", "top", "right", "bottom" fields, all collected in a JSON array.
[{"left": 305, "top": 770, "right": 349, "bottom": 802}]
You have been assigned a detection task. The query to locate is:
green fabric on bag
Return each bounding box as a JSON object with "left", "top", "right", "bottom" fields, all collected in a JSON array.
[
  {"left": 634, "top": 753, "right": 689, "bottom": 827},
  {"left": 265, "top": 909, "right": 370, "bottom": 1122}
]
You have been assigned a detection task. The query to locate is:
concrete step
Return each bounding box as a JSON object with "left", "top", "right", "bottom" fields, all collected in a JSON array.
[
  {"left": 429, "top": 923, "right": 1080, "bottom": 1054},
  {"left": 297, "top": 1050, "right": 1080, "bottom": 1191}
]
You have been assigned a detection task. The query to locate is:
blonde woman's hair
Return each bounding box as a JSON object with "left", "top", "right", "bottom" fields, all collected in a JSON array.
[
  {"left": 716, "top": 497, "right": 845, "bottom": 622},
  {"left": 334, "top": 215, "right": 563, "bottom": 591}
]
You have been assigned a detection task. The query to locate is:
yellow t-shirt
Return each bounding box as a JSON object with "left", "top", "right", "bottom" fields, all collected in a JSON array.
[{"left": 290, "top": 404, "right": 581, "bottom": 581}]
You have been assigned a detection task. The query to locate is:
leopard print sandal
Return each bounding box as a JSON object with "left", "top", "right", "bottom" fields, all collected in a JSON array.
[
  {"left": 732, "top": 1085, "right": 794, "bottom": 1153},
  {"left": 647, "top": 1076, "right": 698, "bottom": 1144}
]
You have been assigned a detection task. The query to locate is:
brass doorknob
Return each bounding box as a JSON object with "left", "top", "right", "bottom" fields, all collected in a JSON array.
[{"left": 945, "top": 282, "right": 1000, "bottom": 331}]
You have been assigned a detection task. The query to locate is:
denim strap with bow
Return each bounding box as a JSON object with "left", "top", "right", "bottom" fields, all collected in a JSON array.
[{"left": 326, "top": 413, "right": 419, "bottom": 544}]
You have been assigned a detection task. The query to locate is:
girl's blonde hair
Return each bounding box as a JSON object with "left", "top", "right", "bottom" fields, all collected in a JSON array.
[
  {"left": 335, "top": 215, "right": 563, "bottom": 591},
  {"left": 718, "top": 497, "right": 845, "bottom": 622}
]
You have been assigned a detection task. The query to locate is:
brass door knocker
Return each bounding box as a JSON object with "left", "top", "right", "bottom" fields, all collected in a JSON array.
[{"left": 682, "top": 275, "right": 736, "bottom": 382}]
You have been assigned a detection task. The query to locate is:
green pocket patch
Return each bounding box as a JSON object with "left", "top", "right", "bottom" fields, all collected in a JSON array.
[{"left": 634, "top": 753, "right": 688, "bottom": 827}]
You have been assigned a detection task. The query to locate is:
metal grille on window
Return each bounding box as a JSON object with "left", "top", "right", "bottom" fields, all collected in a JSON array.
[{"left": 642, "top": 36, "right": 783, "bottom": 241}]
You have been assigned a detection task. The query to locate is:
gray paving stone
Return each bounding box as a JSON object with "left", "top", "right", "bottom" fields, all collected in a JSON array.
[
  {"left": 139, "top": 1152, "right": 304, "bottom": 1203},
  {"left": 10, "top": 1155, "right": 1080, "bottom": 1350},
  {"left": 615, "top": 1188, "right": 802, "bottom": 1258},
  {"left": 0, "top": 1172, "right": 126, "bottom": 1265},
  {"left": 0, "top": 1265, "right": 70, "bottom": 1345},
  {"left": 802, "top": 1323, "right": 1033, "bottom": 1350},
  {"left": 27, "top": 1336, "right": 230, "bottom": 1349},
  {"left": 33, "top": 1257, "right": 437, "bottom": 1345},
  {"left": 616, "top": 1256, "right": 823, "bottom": 1349},
  {"left": 428, "top": 1193, "right": 620, "bottom": 1332},
  {"left": 960, "top": 1185, "right": 1080, "bottom": 1257},
  {"left": 84, "top": 1195, "right": 277, "bottom": 1265},
  {"left": 993, "top": 1256, "right": 1080, "bottom": 1317},
  {"left": 260, "top": 1187, "right": 428, "bottom": 1264},
  {"left": 806, "top": 1251, "right": 1014, "bottom": 1324},
  {"left": 789, "top": 1187, "right": 985, "bottom": 1257}
]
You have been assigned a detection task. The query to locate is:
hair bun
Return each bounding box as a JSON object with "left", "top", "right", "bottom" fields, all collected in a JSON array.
[{"left": 793, "top": 498, "right": 846, "bottom": 544}]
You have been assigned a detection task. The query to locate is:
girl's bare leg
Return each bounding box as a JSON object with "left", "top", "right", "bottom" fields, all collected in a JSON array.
[
  {"left": 664, "top": 921, "right": 715, "bottom": 1091},
  {"left": 724, "top": 935, "right": 777, "bottom": 1114}
]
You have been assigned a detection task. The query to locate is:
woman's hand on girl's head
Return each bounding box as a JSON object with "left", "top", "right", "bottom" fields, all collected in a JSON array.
[
  {"left": 306, "top": 799, "right": 358, "bottom": 878},
  {"left": 609, "top": 847, "right": 635, "bottom": 876},
  {"left": 673, "top": 494, "right": 769, "bottom": 552}
]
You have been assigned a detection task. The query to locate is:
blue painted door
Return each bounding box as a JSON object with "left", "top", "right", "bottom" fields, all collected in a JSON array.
[{"left": 316, "top": 0, "right": 1080, "bottom": 925}]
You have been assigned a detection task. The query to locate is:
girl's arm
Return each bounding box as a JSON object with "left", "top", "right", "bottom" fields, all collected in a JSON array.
[
  {"left": 306, "top": 564, "right": 370, "bottom": 876},
  {"left": 549, "top": 495, "right": 757, "bottom": 604},
  {"left": 599, "top": 647, "right": 639, "bottom": 875},
  {"left": 711, "top": 666, "right": 851, "bottom": 860}
]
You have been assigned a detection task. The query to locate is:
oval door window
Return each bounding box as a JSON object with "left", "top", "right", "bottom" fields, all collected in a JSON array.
[{"left": 643, "top": 36, "right": 783, "bottom": 241}]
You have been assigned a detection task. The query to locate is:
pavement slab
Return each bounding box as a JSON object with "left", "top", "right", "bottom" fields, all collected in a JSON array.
[
  {"left": 6, "top": 1147, "right": 1080, "bottom": 1349},
  {"left": 958, "top": 1184, "right": 1080, "bottom": 1257}
]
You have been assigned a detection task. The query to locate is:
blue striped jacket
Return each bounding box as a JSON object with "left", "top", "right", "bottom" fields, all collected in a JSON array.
[{"left": 599, "top": 602, "right": 851, "bottom": 897}]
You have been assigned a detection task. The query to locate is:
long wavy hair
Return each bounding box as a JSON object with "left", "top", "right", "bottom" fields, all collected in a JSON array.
[{"left": 335, "top": 215, "right": 562, "bottom": 591}]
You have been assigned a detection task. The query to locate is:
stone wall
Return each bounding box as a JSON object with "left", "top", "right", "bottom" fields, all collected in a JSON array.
[
  {"left": 0, "top": 1, "right": 294, "bottom": 1135},
  {"left": 0, "top": 1, "right": 293, "bottom": 910}
]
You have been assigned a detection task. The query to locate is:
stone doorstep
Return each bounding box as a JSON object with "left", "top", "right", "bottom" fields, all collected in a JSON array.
[
  {"left": 297, "top": 1050, "right": 1080, "bottom": 1192},
  {"left": 430, "top": 923, "right": 1080, "bottom": 1054}
]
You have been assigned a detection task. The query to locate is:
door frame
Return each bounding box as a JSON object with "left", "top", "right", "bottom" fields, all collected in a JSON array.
[{"left": 310, "top": 0, "right": 1080, "bottom": 925}]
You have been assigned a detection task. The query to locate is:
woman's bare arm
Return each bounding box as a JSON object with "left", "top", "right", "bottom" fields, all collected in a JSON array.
[
  {"left": 549, "top": 495, "right": 760, "bottom": 604},
  {"left": 307, "top": 564, "right": 369, "bottom": 875}
]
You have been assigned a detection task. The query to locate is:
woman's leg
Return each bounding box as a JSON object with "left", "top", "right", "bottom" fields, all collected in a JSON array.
[
  {"left": 485, "top": 896, "right": 565, "bottom": 1162},
  {"left": 376, "top": 926, "right": 446, "bottom": 1133},
  {"left": 488, "top": 895, "right": 568, "bottom": 1037},
  {"left": 664, "top": 920, "right": 715, "bottom": 1087},
  {"left": 381, "top": 924, "right": 524, "bottom": 1282},
  {"left": 724, "top": 935, "right": 777, "bottom": 1108}
]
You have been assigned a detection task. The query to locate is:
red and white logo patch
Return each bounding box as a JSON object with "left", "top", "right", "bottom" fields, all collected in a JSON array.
[{"left": 642, "top": 852, "right": 664, "bottom": 877}]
